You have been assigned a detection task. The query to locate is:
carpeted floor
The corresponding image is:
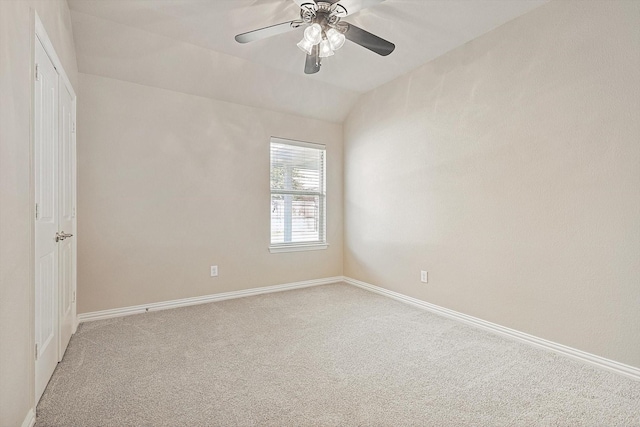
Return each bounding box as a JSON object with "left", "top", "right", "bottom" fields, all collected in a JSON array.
[{"left": 36, "top": 282, "right": 639, "bottom": 426}]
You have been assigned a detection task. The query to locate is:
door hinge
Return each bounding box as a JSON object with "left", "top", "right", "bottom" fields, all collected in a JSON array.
[
  {"left": 72, "top": 122, "right": 76, "bottom": 133},
  {"left": 35, "top": 343, "right": 38, "bottom": 360},
  {"left": 72, "top": 291, "right": 76, "bottom": 303},
  {"left": 35, "top": 203, "right": 39, "bottom": 220},
  {"left": 35, "top": 64, "right": 40, "bottom": 81}
]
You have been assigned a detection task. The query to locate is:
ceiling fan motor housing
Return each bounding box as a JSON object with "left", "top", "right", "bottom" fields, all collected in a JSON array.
[{"left": 300, "top": 2, "right": 348, "bottom": 34}]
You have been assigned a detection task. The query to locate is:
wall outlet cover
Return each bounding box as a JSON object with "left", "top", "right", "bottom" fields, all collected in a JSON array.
[{"left": 420, "top": 270, "right": 428, "bottom": 283}]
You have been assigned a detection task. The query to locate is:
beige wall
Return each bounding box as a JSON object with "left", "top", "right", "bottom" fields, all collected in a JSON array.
[
  {"left": 344, "top": 0, "right": 640, "bottom": 367},
  {"left": 2, "top": 3, "right": 638, "bottom": 425},
  {"left": 0, "top": 1, "right": 77, "bottom": 425},
  {"left": 77, "top": 73, "right": 343, "bottom": 314}
]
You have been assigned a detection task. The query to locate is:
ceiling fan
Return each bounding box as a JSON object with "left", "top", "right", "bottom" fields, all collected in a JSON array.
[{"left": 235, "top": 0, "right": 395, "bottom": 75}]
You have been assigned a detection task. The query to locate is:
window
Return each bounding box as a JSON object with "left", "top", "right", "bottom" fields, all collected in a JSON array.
[{"left": 270, "top": 137, "right": 327, "bottom": 253}]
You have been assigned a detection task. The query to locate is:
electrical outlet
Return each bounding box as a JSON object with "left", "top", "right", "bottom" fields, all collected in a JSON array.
[
  {"left": 420, "top": 270, "right": 428, "bottom": 283},
  {"left": 210, "top": 265, "right": 218, "bottom": 277}
]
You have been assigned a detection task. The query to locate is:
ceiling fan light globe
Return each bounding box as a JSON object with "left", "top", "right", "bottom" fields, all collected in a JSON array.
[
  {"left": 304, "top": 23, "right": 323, "bottom": 45},
  {"left": 319, "top": 39, "right": 334, "bottom": 58},
  {"left": 326, "top": 28, "right": 346, "bottom": 51},
  {"left": 297, "top": 38, "right": 314, "bottom": 55}
]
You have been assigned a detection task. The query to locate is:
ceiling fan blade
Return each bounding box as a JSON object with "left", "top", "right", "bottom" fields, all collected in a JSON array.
[
  {"left": 304, "top": 45, "right": 321, "bottom": 74},
  {"left": 334, "top": 0, "right": 384, "bottom": 17},
  {"left": 344, "top": 23, "right": 395, "bottom": 56},
  {"left": 235, "top": 21, "right": 302, "bottom": 44}
]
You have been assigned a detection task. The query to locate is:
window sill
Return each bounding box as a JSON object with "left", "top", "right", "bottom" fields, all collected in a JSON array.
[{"left": 269, "top": 243, "right": 329, "bottom": 253}]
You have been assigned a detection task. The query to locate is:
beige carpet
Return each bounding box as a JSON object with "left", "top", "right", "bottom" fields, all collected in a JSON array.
[{"left": 36, "top": 283, "right": 639, "bottom": 426}]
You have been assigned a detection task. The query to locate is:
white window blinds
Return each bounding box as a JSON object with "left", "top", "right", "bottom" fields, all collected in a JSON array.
[{"left": 270, "top": 138, "right": 326, "bottom": 247}]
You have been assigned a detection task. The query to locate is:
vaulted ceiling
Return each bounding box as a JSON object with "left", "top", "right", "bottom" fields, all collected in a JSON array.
[{"left": 68, "top": 0, "right": 548, "bottom": 122}]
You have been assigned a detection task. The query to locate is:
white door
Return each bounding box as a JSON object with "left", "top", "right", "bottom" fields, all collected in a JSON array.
[
  {"left": 34, "top": 38, "right": 59, "bottom": 402},
  {"left": 58, "top": 83, "right": 75, "bottom": 359}
]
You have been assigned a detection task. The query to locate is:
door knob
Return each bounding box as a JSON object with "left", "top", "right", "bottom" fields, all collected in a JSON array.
[{"left": 55, "top": 231, "right": 74, "bottom": 242}]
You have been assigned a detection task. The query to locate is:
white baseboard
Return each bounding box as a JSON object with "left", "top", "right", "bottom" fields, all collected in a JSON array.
[
  {"left": 76, "top": 274, "right": 639, "bottom": 381},
  {"left": 21, "top": 409, "right": 35, "bottom": 427},
  {"left": 77, "top": 276, "right": 343, "bottom": 323},
  {"left": 343, "top": 276, "right": 640, "bottom": 381}
]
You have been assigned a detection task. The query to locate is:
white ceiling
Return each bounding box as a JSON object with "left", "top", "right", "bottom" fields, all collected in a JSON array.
[{"left": 68, "top": 0, "right": 548, "bottom": 121}]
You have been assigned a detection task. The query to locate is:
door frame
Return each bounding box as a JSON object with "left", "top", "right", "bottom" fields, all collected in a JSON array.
[{"left": 31, "top": 10, "right": 77, "bottom": 406}]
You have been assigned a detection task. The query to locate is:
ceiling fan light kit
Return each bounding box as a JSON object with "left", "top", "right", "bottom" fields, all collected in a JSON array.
[
  {"left": 303, "top": 23, "right": 323, "bottom": 45},
  {"left": 235, "top": 0, "right": 395, "bottom": 75},
  {"left": 297, "top": 38, "right": 314, "bottom": 55},
  {"left": 319, "top": 39, "right": 335, "bottom": 57},
  {"left": 296, "top": 8, "right": 345, "bottom": 58},
  {"left": 326, "top": 28, "right": 346, "bottom": 50}
]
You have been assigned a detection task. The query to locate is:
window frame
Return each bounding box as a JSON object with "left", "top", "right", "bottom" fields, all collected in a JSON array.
[{"left": 269, "top": 137, "right": 328, "bottom": 253}]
